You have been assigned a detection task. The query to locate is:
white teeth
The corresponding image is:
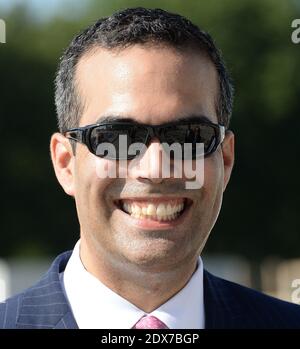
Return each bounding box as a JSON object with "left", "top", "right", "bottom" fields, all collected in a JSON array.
[
  {"left": 146, "top": 204, "right": 156, "bottom": 216},
  {"left": 166, "top": 204, "right": 173, "bottom": 215},
  {"left": 133, "top": 205, "right": 141, "bottom": 215},
  {"left": 124, "top": 202, "right": 132, "bottom": 213},
  {"left": 156, "top": 203, "right": 167, "bottom": 216},
  {"left": 121, "top": 200, "right": 185, "bottom": 221}
]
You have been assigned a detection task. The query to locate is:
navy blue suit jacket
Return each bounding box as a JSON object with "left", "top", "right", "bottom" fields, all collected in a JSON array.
[{"left": 1, "top": 251, "right": 300, "bottom": 329}]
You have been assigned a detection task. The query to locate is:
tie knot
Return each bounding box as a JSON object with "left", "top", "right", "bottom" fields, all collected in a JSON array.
[{"left": 133, "top": 315, "right": 169, "bottom": 329}]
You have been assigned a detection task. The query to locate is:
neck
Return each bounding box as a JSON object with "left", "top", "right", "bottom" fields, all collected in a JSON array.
[{"left": 79, "top": 238, "right": 198, "bottom": 313}]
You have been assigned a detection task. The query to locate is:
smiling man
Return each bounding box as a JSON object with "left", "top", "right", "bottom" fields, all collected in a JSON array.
[{"left": 1, "top": 7, "right": 300, "bottom": 329}]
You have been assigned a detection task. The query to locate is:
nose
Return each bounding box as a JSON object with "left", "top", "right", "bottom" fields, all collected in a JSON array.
[{"left": 128, "top": 137, "right": 167, "bottom": 183}]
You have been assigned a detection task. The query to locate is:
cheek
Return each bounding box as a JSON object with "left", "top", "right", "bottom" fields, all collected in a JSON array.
[
  {"left": 204, "top": 155, "right": 223, "bottom": 192},
  {"left": 202, "top": 154, "right": 224, "bottom": 218},
  {"left": 74, "top": 154, "right": 114, "bottom": 220},
  {"left": 192, "top": 155, "right": 224, "bottom": 227}
]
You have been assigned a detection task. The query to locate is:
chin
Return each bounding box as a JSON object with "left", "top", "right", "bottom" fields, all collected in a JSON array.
[{"left": 119, "top": 242, "right": 191, "bottom": 271}]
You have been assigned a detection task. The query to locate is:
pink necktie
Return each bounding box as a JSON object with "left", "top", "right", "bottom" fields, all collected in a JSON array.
[{"left": 133, "top": 315, "right": 169, "bottom": 329}]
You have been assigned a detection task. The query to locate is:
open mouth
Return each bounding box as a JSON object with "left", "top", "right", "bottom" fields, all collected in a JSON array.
[{"left": 114, "top": 197, "right": 193, "bottom": 222}]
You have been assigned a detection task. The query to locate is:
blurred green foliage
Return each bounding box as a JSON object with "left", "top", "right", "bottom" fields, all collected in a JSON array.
[{"left": 0, "top": 0, "right": 299, "bottom": 261}]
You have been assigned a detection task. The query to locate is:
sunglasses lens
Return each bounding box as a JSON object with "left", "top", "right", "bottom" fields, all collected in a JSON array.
[
  {"left": 90, "top": 124, "right": 148, "bottom": 159},
  {"left": 161, "top": 124, "right": 217, "bottom": 159},
  {"left": 88, "top": 122, "right": 219, "bottom": 160}
]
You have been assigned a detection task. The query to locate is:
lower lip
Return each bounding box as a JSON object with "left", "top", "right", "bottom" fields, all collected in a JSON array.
[{"left": 116, "top": 203, "right": 192, "bottom": 230}]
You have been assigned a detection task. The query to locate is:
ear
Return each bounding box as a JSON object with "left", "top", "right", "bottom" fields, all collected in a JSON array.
[
  {"left": 221, "top": 130, "right": 235, "bottom": 191},
  {"left": 50, "top": 132, "right": 75, "bottom": 196}
]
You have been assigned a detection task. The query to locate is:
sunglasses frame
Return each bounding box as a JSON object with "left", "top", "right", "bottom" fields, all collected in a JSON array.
[{"left": 63, "top": 120, "right": 226, "bottom": 160}]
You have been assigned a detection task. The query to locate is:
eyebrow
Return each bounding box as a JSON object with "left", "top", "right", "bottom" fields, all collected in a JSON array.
[
  {"left": 175, "top": 115, "right": 212, "bottom": 123},
  {"left": 95, "top": 114, "right": 213, "bottom": 125},
  {"left": 95, "top": 115, "right": 136, "bottom": 124}
]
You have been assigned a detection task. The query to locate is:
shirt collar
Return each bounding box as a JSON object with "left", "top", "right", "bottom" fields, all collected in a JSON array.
[{"left": 62, "top": 240, "right": 204, "bottom": 329}]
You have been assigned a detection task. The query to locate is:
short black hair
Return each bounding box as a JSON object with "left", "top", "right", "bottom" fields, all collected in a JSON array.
[{"left": 55, "top": 7, "right": 234, "bottom": 132}]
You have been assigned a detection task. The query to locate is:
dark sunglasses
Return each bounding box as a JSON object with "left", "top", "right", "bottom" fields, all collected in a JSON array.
[{"left": 63, "top": 120, "right": 226, "bottom": 160}]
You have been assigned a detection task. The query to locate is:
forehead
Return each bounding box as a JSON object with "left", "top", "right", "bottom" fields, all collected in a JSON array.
[{"left": 76, "top": 45, "right": 219, "bottom": 125}]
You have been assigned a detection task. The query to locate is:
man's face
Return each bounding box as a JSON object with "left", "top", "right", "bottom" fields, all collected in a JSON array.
[{"left": 52, "top": 45, "right": 234, "bottom": 273}]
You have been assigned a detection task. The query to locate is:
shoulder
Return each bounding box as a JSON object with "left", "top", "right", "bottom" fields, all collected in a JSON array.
[
  {"left": 204, "top": 270, "right": 300, "bottom": 328},
  {"left": 0, "top": 251, "right": 72, "bottom": 329}
]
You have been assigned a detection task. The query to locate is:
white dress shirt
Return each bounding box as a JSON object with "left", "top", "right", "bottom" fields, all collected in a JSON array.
[{"left": 61, "top": 240, "right": 205, "bottom": 329}]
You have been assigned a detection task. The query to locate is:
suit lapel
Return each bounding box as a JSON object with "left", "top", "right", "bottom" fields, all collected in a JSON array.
[
  {"left": 54, "top": 311, "right": 79, "bottom": 329},
  {"left": 203, "top": 269, "right": 243, "bottom": 329}
]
